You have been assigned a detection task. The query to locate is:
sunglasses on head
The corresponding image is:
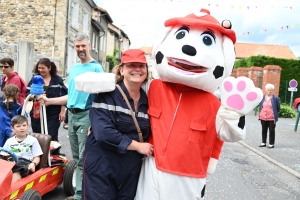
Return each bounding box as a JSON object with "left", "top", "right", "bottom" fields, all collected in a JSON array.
[{"left": 0, "top": 65, "right": 10, "bottom": 69}]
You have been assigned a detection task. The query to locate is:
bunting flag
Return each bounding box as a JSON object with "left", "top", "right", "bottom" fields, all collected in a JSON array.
[
  {"left": 238, "top": 24, "right": 300, "bottom": 36},
  {"left": 147, "top": 0, "right": 294, "bottom": 10}
]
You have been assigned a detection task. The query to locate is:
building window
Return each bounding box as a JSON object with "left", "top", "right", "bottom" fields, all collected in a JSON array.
[
  {"left": 92, "top": 32, "right": 96, "bottom": 50},
  {"left": 83, "top": 12, "right": 89, "bottom": 34},
  {"left": 95, "top": 34, "right": 98, "bottom": 52},
  {"left": 71, "top": 1, "right": 79, "bottom": 28},
  {"left": 100, "top": 35, "right": 106, "bottom": 52},
  {"left": 67, "top": 46, "right": 77, "bottom": 73},
  {"left": 100, "top": 35, "right": 104, "bottom": 51}
]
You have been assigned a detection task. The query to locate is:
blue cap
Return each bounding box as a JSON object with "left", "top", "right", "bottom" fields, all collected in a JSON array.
[{"left": 30, "top": 75, "right": 44, "bottom": 95}]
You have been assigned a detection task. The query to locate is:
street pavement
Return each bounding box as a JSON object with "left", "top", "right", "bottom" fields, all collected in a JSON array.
[
  {"left": 242, "top": 111, "right": 300, "bottom": 177},
  {"left": 39, "top": 109, "right": 300, "bottom": 199},
  {"left": 205, "top": 112, "right": 300, "bottom": 199}
]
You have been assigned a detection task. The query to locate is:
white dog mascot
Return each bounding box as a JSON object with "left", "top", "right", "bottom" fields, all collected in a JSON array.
[{"left": 75, "top": 8, "right": 263, "bottom": 200}]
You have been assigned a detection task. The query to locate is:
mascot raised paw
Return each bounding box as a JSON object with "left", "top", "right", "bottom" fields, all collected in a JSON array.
[{"left": 134, "top": 8, "right": 263, "bottom": 200}]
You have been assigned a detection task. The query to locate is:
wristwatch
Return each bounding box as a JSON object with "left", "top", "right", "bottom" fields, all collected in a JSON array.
[{"left": 32, "top": 161, "right": 37, "bottom": 166}]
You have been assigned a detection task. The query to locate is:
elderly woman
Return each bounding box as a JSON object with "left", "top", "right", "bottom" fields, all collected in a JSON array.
[{"left": 258, "top": 83, "right": 280, "bottom": 148}]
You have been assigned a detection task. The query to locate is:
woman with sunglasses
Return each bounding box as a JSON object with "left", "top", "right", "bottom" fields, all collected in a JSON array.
[{"left": 0, "top": 58, "right": 27, "bottom": 105}]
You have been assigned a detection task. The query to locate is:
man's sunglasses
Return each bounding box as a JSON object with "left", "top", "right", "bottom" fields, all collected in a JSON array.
[{"left": 0, "top": 65, "right": 10, "bottom": 68}]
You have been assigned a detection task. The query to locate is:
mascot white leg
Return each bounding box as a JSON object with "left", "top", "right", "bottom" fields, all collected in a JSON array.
[{"left": 136, "top": 157, "right": 206, "bottom": 200}]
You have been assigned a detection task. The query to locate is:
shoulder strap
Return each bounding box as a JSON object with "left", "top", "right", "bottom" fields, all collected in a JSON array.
[{"left": 115, "top": 84, "right": 144, "bottom": 143}]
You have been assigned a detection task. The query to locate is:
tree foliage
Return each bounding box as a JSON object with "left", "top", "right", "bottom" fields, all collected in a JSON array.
[
  {"left": 106, "top": 55, "right": 118, "bottom": 72},
  {"left": 106, "top": 48, "right": 120, "bottom": 72}
]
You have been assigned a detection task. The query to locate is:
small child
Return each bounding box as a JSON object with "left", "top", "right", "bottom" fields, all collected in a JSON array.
[
  {"left": 0, "top": 84, "right": 22, "bottom": 146},
  {"left": 3, "top": 115, "right": 43, "bottom": 183}
]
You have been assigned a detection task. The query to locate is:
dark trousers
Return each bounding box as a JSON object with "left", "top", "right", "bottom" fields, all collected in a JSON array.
[
  {"left": 261, "top": 120, "right": 276, "bottom": 145},
  {"left": 31, "top": 114, "right": 61, "bottom": 141}
]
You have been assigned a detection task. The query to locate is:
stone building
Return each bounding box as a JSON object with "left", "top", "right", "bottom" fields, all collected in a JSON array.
[
  {"left": 0, "top": 0, "right": 116, "bottom": 76},
  {"left": 106, "top": 23, "right": 130, "bottom": 62},
  {"left": 0, "top": 0, "right": 68, "bottom": 74},
  {"left": 90, "top": 6, "right": 113, "bottom": 71}
]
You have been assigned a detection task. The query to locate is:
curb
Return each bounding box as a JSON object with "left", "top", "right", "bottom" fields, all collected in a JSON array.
[{"left": 238, "top": 141, "right": 300, "bottom": 179}]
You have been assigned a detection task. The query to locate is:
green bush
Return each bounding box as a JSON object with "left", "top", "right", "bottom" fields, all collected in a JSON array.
[
  {"left": 106, "top": 55, "right": 119, "bottom": 72},
  {"left": 278, "top": 104, "right": 296, "bottom": 118}
]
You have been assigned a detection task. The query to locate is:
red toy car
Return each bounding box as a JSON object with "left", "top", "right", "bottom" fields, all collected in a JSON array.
[
  {"left": 0, "top": 133, "right": 76, "bottom": 200},
  {"left": 293, "top": 97, "right": 300, "bottom": 111}
]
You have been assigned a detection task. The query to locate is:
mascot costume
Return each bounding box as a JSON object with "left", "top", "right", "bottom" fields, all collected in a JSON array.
[{"left": 76, "top": 8, "right": 263, "bottom": 200}]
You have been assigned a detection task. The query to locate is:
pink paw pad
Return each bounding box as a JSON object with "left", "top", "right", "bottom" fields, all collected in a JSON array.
[{"left": 226, "top": 81, "right": 258, "bottom": 110}]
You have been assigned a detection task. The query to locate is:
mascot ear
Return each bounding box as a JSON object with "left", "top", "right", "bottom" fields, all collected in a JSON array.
[
  {"left": 152, "top": 27, "right": 172, "bottom": 58},
  {"left": 222, "top": 35, "right": 236, "bottom": 77}
]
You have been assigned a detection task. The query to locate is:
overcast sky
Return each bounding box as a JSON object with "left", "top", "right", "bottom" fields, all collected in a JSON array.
[{"left": 95, "top": 0, "right": 300, "bottom": 57}]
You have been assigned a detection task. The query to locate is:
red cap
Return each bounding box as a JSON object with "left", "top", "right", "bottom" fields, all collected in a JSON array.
[
  {"left": 164, "top": 8, "right": 236, "bottom": 44},
  {"left": 121, "top": 49, "right": 147, "bottom": 64}
]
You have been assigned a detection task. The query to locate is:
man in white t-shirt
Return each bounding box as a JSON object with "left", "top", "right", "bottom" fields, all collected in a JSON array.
[{"left": 3, "top": 115, "right": 43, "bottom": 183}]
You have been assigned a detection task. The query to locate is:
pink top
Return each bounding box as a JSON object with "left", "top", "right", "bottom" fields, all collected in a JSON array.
[{"left": 259, "top": 97, "right": 274, "bottom": 121}]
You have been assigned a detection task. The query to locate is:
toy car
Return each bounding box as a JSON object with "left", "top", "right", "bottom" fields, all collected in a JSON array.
[
  {"left": 0, "top": 133, "right": 76, "bottom": 200},
  {"left": 293, "top": 97, "right": 300, "bottom": 111}
]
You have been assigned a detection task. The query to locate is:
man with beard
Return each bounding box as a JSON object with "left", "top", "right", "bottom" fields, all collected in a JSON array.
[
  {"left": 67, "top": 33, "right": 104, "bottom": 200},
  {"left": 38, "top": 33, "right": 104, "bottom": 200}
]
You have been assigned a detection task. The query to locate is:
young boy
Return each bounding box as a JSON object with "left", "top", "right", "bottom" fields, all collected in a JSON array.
[{"left": 3, "top": 115, "right": 43, "bottom": 183}]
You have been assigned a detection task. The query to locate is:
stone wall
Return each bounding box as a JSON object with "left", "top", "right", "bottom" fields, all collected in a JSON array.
[{"left": 0, "top": 0, "right": 67, "bottom": 73}]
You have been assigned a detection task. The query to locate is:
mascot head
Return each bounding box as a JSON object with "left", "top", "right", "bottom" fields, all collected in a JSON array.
[{"left": 152, "top": 8, "right": 236, "bottom": 93}]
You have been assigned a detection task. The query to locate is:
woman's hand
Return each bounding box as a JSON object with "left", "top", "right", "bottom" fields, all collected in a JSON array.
[
  {"left": 87, "top": 126, "right": 91, "bottom": 135},
  {"left": 137, "top": 143, "right": 154, "bottom": 157},
  {"left": 127, "top": 140, "right": 154, "bottom": 156},
  {"left": 29, "top": 94, "right": 35, "bottom": 101},
  {"left": 59, "top": 112, "right": 65, "bottom": 122}
]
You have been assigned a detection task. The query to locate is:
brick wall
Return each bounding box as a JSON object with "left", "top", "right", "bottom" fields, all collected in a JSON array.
[
  {"left": 236, "top": 67, "right": 249, "bottom": 77},
  {"left": 262, "top": 65, "right": 282, "bottom": 96},
  {"left": 232, "top": 65, "right": 282, "bottom": 96},
  {"left": 248, "top": 66, "right": 263, "bottom": 88}
]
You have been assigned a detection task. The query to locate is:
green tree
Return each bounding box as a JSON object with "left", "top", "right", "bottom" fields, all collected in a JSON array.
[
  {"left": 106, "top": 48, "right": 120, "bottom": 72},
  {"left": 106, "top": 55, "right": 116, "bottom": 72}
]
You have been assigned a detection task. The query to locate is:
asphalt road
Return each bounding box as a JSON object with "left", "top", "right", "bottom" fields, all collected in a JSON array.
[{"left": 41, "top": 114, "right": 300, "bottom": 200}]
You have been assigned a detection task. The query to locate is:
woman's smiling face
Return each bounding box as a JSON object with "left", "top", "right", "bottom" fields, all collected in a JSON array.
[
  {"left": 120, "top": 62, "right": 148, "bottom": 84},
  {"left": 38, "top": 64, "right": 51, "bottom": 77}
]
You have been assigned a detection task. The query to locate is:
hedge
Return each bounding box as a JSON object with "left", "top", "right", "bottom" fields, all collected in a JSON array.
[{"left": 234, "top": 55, "right": 300, "bottom": 104}]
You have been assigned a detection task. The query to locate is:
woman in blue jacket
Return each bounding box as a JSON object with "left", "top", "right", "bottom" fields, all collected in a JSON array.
[
  {"left": 258, "top": 83, "right": 280, "bottom": 148},
  {"left": 26, "top": 58, "right": 67, "bottom": 141},
  {"left": 82, "top": 49, "right": 153, "bottom": 200}
]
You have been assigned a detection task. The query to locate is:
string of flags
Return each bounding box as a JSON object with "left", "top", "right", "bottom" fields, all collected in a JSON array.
[
  {"left": 238, "top": 24, "right": 300, "bottom": 37},
  {"left": 150, "top": 0, "right": 293, "bottom": 10}
]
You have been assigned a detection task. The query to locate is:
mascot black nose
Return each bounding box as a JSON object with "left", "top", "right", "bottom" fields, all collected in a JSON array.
[{"left": 182, "top": 45, "right": 197, "bottom": 56}]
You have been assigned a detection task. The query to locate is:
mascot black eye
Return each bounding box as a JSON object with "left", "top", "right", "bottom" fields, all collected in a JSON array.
[
  {"left": 201, "top": 34, "right": 214, "bottom": 46},
  {"left": 175, "top": 30, "right": 188, "bottom": 40}
]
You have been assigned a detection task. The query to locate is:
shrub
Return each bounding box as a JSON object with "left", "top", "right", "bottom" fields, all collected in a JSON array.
[
  {"left": 106, "top": 55, "right": 118, "bottom": 72},
  {"left": 278, "top": 104, "right": 296, "bottom": 118}
]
